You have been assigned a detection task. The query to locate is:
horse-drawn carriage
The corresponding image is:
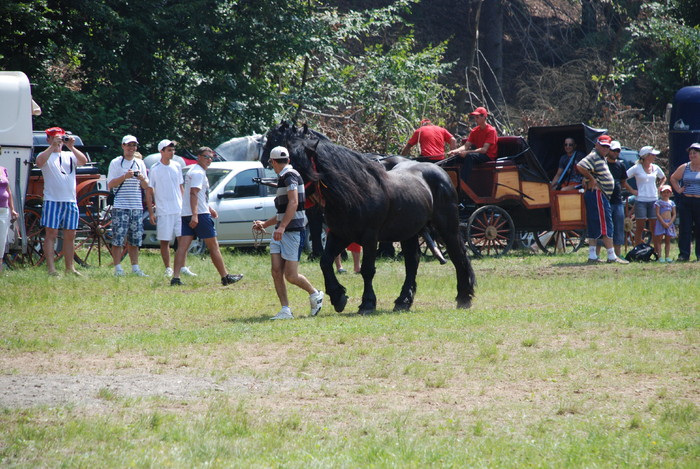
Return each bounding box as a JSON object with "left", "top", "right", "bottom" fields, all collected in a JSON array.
[{"left": 437, "top": 123, "right": 605, "bottom": 257}]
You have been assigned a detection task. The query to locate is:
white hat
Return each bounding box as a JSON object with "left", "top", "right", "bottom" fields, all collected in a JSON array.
[
  {"left": 270, "top": 146, "right": 290, "bottom": 160},
  {"left": 639, "top": 145, "right": 660, "bottom": 157},
  {"left": 687, "top": 142, "right": 700, "bottom": 152},
  {"left": 609, "top": 140, "right": 621, "bottom": 151},
  {"left": 122, "top": 135, "right": 138, "bottom": 145},
  {"left": 158, "top": 139, "right": 176, "bottom": 152}
]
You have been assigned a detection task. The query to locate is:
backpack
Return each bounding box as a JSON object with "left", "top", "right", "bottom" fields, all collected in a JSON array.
[{"left": 625, "top": 243, "right": 657, "bottom": 262}]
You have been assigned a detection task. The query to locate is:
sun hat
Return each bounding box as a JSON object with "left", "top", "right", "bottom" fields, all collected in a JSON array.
[
  {"left": 270, "top": 146, "right": 290, "bottom": 160},
  {"left": 659, "top": 184, "right": 672, "bottom": 193},
  {"left": 639, "top": 145, "right": 660, "bottom": 157},
  {"left": 687, "top": 142, "right": 700, "bottom": 152}
]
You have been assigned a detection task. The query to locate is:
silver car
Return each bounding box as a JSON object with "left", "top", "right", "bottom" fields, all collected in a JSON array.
[{"left": 142, "top": 161, "right": 277, "bottom": 253}]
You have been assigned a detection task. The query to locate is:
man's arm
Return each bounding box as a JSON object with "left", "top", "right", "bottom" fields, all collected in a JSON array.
[
  {"left": 400, "top": 143, "right": 413, "bottom": 156},
  {"left": 65, "top": 137, "right": 88, "bottom": 166}
]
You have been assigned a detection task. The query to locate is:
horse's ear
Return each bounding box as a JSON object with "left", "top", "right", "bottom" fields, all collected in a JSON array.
[
  {"left": 302, "top": 138, "right": 320, "bottom": 152},
  {"left": 302, "top": 123, "right": 309, "bottom": 136}
]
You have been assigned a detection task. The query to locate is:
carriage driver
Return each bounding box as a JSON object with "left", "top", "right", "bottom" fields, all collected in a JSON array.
[
  {"left": 253, "top": 146, "right": 324, "bottom": 320},
  {"left": 448, "top": 106, "right": 498, "bottom": 184}
]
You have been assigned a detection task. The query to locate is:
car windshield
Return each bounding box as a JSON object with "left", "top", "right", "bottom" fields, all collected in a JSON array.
[{"left": 205, "top": 168, "right": 232, "bottom": 190}]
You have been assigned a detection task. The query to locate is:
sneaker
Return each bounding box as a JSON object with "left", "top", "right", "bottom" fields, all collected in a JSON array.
[
  {"left": 607, "top": 257, "right": 629, "bottom": 265},
  {"left": 677, "top": 256, "right": 690, "bottom": 262},
  {"left": 170, "top": 277, "right": 183, "bottom": 286},
  {"left": 164, "top": 267, "right": 174, "bottom": 277},
  {"left": 587, "top": 258, "right": 604, "bottom": 264},
  {"left": 337, "top": 268, "right": 347, "bottom": 274},
  {"left": 666, "top": 258, "right": 673, "bottom": 263},
  {"left": 271, "top": 307, "right": 293, "bottom": 320},
  {"left": 221, "top": 273, "right": 243, "bottom": 285},
  {"left": 114, "top": 268, "right": 125, "bottom": 277},
  {"left": 658, "top": 258, "right": 666, "bottom": 263},
  {"left": 309, "top": 290, "right": 324, "bottom": 316},
  {"left": 133, "top": 269, "right": 149, "bottom": 277},
  {"left": 180, "top": 266, "right": 197, "bottom": 276}
]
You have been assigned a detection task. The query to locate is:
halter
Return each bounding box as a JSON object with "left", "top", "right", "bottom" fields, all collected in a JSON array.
[{"left": 305, "top": 153, "right": 328, "bottom": 208}]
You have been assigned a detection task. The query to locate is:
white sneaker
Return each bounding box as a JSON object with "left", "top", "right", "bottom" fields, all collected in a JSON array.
[
  {"left": 114, "top": 268, "right": 125, "bottom": 277},
  {"left": 133, "top": 269, "right": 149, "bottom": 277},
  {"left": 271, "top": 307, "right": 293, "bottom": 320},
  {"left": 309, "top": 290, "right": 324, "bottom": 316},
  {"left": 164, "top": 267, "right": 174, "bottom": 277},
  {"left": 180, "top": 266, "right": 197, "bottom": 276}
]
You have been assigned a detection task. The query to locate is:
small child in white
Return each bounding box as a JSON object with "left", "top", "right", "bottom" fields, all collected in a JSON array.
[{"left": 653, "top": 185, "right": 677, "bottom": 263}]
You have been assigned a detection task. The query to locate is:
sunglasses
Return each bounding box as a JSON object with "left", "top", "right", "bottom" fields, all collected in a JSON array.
[{"left": 564, "top": 143, "right": 574, "bottom": 147}]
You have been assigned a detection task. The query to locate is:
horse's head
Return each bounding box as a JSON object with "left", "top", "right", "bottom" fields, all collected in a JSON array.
[{"left": 261, "top": 122, "right": 323, "bottom": 182}]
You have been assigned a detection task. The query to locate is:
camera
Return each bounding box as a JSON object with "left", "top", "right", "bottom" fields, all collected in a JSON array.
[
  {"left": 62, "top": 135, "right": 70, "bottom": 141},
  {"left": 132, "top": 171, "right": 140, "bottom": 178}
]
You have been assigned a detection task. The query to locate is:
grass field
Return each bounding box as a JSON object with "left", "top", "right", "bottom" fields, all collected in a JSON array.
[{"left": 1, "top": 247, "right": 698, "bottom": 468}]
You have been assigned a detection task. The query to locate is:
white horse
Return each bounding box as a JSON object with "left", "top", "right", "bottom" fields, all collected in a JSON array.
[{"left": 214, "top": 134, "right": 266, "bottom": 161}]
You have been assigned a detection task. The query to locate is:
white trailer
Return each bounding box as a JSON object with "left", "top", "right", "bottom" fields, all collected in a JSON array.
[{"left": 0, "top": 71, "right": 35, "bottom": 255}]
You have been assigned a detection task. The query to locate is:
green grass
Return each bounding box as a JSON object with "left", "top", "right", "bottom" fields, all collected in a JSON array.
[{"left": 1, "top": 247, "right": 698, "bottom": 468}]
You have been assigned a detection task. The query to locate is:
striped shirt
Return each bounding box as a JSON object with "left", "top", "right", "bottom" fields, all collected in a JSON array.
[
  {"left": 107, "top": 156, "right": 148, "bottom": 210},
  {"left": 275, "top": 165, "right": 306, "bottom": 231},
  {"left": 682, "top": 163, "right": 700, "bottom": 196},
  {"left": 578, "top": 150, "right": 614, "bottom": 197}
]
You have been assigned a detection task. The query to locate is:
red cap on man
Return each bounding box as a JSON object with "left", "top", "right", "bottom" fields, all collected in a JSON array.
[
  {"left": 469, "top": 107, "right": 488, "bottom": 117},
  {"left": 596, "top": 135, "right": 612, "bottom": 146},
  {"left": 45, "top": 127, "right": 66, "bottom": 136}
]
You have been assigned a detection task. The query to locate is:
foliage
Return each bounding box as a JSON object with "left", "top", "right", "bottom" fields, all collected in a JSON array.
[{"left": 617, "top": 1, "right": 700, "bottom": 114}]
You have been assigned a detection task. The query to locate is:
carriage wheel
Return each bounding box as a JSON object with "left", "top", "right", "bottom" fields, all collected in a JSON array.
[
  {"left": 75, "top": 190, "right": 114, "bottom": 267},
  {"left": 462, "top": 205, "right": 515, "bottom": 258},
  {"left": 534, "top": 230, "right": 585, "bottom": 254},
  {"left": 623, "top": 204, "right": 651, "bottom": 251},
  {"left": 21, "top": 206, "right": 60, "bottom": 266}
]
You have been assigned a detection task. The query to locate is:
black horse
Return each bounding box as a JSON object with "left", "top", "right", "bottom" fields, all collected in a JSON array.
[{"left": 261, "top": 123, "right": 476, "bottom": 314}]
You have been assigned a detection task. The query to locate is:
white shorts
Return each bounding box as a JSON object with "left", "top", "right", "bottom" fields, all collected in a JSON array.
[{"left": 156, "top": 213, "right": 182, "bottom": 242}]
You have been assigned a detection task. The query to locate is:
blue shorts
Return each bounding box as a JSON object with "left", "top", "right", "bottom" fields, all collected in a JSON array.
[
  {"left": 181, "top": 213, "right": 217, "bottom": 239},
  {"left": 634, "top": 200, "right": 657, "bottom": 220},
  {"left": 269, "top": 229, "right": 305, "bottom": 262},
  {"left": 111, "top": 208, "right": 144, "bottom": 247},
  {"left": 584, "top": 190, "right": 613, "bottom": 240},
  {"left": 41, "top": 201, "right": 79, "bottom": 230}
]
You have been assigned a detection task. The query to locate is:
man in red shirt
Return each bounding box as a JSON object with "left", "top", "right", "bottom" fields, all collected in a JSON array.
[
  {"left": 448, "top": 106, "right": 498, "bottom": 183},
  {"left": 401, "top": 118, "right": 457, "bottom": 162}
]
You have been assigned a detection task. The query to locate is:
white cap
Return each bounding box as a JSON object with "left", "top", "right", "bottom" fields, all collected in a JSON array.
[
  {"left": 158, "top": 139, "right": 175, "bottom": 152},
  {"left": 639, "top": 145, "right": 660, "bottom": 157},
  {"left": 270, "top": 146, "right": 290, "bottom": 160},
  {"left": 609, "top": 140, "right": 621, "bottom": 151},
  {"left": 122, "top": 135, "right": 138, "bottom": 145}
]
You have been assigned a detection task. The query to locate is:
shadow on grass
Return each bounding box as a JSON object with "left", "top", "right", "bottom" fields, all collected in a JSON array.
[{"left": 223, "top": 308, "right": 400, "bottom": 324}]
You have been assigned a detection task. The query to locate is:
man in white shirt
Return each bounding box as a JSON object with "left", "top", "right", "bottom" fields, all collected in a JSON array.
[
  {"left": 107, "top": 135, "right": 151, "bottom": 276},
  {"left": 147, "top": 139, "right": 197, "bottom": 278},
  {"left": 35, "top": 127, "right": 88, "bottom": 276},
  {"left": 171, "top": 146, "right": 243, "bottom": 286}
]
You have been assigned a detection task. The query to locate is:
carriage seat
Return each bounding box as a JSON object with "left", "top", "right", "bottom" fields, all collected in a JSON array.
[{"left": 476, "top": 136, "right": 526, "bottom": 170}]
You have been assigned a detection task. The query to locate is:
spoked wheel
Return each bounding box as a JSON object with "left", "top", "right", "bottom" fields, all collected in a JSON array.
[
  {"left": 535, "top": 230, "right": 585, "bottom": 254},
  {"left": 22, "top": 206, "right": 51, "bottom": 266},
  {"left": 462, "top": 205, "right": 515, "bottom": 258},
  {"left": 75, "top": 190, "right": 114, "bottom": 267}
]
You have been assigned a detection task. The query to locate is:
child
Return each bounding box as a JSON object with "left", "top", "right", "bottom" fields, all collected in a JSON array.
[{"left": 653, "top": 185, "right": 676, "bottom": 263}]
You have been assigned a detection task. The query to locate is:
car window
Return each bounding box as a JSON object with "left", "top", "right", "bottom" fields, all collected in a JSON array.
[
  {"left": 223, "top": 168, "right": 260, "bottom": 198},
  {"left": 264, "top": 168, "right": 277, "bottom": 196},
  {"left": 205, "top": 168, "right": 232, "bottom": 190}
]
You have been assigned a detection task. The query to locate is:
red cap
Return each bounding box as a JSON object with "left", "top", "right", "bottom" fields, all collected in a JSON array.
[
  {"left": 45, "top": 127, "right": 66, "bottom": 136},
  {"left": 420, "top": 118, "right": 431, "bottom": 125},
  {"left": 469, "top": 107, "right": 488, "bottom": 117},
  {"left": 596, "top": 135, "right": 612, "bottom": 146}
]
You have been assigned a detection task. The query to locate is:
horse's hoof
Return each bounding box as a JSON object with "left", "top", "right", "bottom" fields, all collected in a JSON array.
[
  {"left": 456, "top": 298, "right": 472, "bottom": 309},
  {"left": 358, "top": 307, "right": 375, "bottom": 315},
  {"left": 393, "top": 303, "right": 411, "bottom": 312},
  {"left": 333, "top": 294, "right": 348, "bottom": 313}
]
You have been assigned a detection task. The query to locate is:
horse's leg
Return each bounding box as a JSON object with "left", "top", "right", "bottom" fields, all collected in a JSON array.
[
  {"left": 394, "top": 236, "right": 420, "bottom": 312},
  {"left": 439, "top": 220, "right": 476, "bottom": 309},
  {"left": 357, "top": 241, "right": 378, "bottom": 314},
  {"left": 321, "top": 233, "right": 348, "bottom": 312}
]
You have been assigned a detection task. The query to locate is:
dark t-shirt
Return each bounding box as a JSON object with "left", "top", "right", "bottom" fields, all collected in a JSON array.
[{"left": 607, "top": 160, "right": 628, "bottom": 205}]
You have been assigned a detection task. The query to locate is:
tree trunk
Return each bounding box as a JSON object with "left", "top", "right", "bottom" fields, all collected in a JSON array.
[
  {"left": 480, "top": 0, "right": 503, "bottom": 107},
  {"left": 582, "top": 0, "right": 596, "bottom": 34}
]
